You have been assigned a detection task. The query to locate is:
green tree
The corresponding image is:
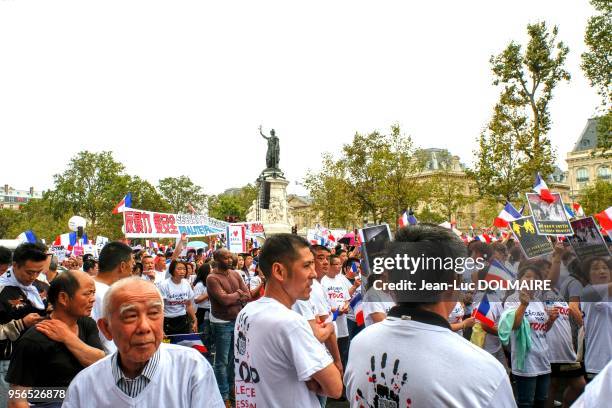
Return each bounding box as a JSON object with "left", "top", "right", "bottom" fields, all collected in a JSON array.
[
  {"left": 303, "top": 154, "right": 357, "bottom": 228},
  {"left": 578, "top": 180, "right": 612, "bottom": 216},
  {"left": 304, "top": 125, "right": 427, "bottom": 229},
  {"left": 4, "top": 198, "right": 71, "bottom": 243},
  {"left": 489, "top": 22, "right": 569, "bottom": 176},
  {"left": 582, "top": 0, "right": 611, "bottom": 153},
  {"left": 46, "top": 151, "right": 130, "bottom": 238},
  {"left": 0, "top": 208, "right": 21, "bottom": 239},
  {"left": 207, "top": 184, "right": 259, "bottom": 222},
  {"left": 468, "top": 99, "right": 550, "bottom": 204},
  {"left": 158, "top": 176, "right": 207, "bottom": 214}
]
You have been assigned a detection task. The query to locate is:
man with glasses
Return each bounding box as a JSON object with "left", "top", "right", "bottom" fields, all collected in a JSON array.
[{"left": 90, "top": 242, "right": 134, "bottom": 354}]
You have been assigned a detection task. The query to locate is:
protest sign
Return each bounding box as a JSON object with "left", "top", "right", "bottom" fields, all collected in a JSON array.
[
  {"left": 72, "top": 245, "right": 84, "bottom": 257},
  {"left": 50, "top": 245, "right": 67, "bottom": 262},
  {"left": 226, "top": 224, "right": 247, "bottom": 253},
  {"left": 358, "top": 224, "right": 392, "bottom": 276},
  {"left": 234, "top": 222, "right": 265, "bottom": 238},
  {"left": 526, "top": 193, "right": 574, "bottom": 236},
  {"left": 122, "top": 208, "right": 228, "bottom": 238},
  {"left": 566, "top": 217, "right": 611, "bottom": 260},
  {"left": 509, "top": 216, "right": 554, "bottom": 259}
]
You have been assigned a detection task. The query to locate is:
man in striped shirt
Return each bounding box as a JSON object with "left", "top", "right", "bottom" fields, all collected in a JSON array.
[{"left": 63, "top": 278, "right": 224, "bottom": 407}]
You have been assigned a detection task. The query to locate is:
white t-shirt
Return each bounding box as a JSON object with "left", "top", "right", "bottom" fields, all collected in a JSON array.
[
  {"left": 194, "top": 281, "right": 211, "bottom": 310},
  {"left": 571, "top": 358, "right": 612, "bottom": 408},
  {"left": 504, "top": 293, "right": 551, "bottom": 377},
  {"left": 581, "top": 284, "right": 612, "bottom": 374},
  {"left": 320, "top": 274, "right": 352, "bottom": 338},
  {"left": 544, "top": 292, "right": 576, "bottom": 364},
  {"left": 234, "top": 297, "right": 334, "bottom": 408},
  {"left": 345, "top": 317, "right": 516, "bottom": 408},
  {"left": 154, "top": 270, "right": 167, "bottom": 284},
  {"left": 91, "top": 280, "right": 116, "bottom": 354},
  {"left": 62, "top": 343, "right": 224, "bottom": 408},
  {"left": 292, "top": 299, "right": 317, "bottom": 321},
  {"left": 158, "top": 278, "right": 194, "bottom": 318},
  {"left": 473, "top": 291, "right": 504, "bottom": 354},
  {"left": 448, "top": 301, "right": 465, "bottom": 337},
  {"left": 362, "top": 289, "right": 395, "bottom": 327},
  {"left": 309, "top": 279, "right": 331, "bottom": 318}
]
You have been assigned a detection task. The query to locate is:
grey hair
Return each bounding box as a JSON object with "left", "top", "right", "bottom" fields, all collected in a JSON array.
[{"left": 102, "top": 277, "right": 163, "bottom": 320}]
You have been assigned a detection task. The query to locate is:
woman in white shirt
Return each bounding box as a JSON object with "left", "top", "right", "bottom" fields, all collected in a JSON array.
[
  {"left": 580, "top": 256, "right": 612, "bottom": 378},
  {"left": 504, "top": 264, "right": 559, "bottom": 408},
  {"left": 158, "top": 260, "right": 197, "bottom": 335}
]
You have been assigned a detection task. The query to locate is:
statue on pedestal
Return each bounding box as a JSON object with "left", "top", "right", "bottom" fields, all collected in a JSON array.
[{"left": 259, "top": 125, "right": 280, "bottom": 170}]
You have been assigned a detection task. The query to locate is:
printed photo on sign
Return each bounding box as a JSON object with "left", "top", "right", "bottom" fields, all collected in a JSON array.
[
  {"left": 359, "top": 224, "right": 392, "bottom": 277},
  {"left": 567, "top": 217, "right": 611, "bottom": 260},
  {"left": 525, "top": 193, "right": 573, "bottom": 236},
  {"left": 509, "top": 216, "right": 554, "bottom": 259}
]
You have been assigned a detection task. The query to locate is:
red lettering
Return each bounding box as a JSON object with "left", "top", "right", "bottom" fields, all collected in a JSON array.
[{"left": 125, "top": 211, "right": 136, "bottom": 233}]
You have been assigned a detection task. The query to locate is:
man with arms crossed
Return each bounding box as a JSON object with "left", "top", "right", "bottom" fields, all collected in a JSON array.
[{"left": 234, "top": 234, "right": 342, "bottom": 407}]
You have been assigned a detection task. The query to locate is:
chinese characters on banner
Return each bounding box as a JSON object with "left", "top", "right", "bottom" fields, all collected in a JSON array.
[{"left": 123, "top": 209, "right": 228, "bottom": 238}]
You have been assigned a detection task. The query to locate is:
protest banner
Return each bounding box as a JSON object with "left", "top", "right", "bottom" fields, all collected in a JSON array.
[
  {"left": 122, "top": 208, "right": 228, "bottom": 238},
  {"left": 509, "top": 216, "right": 554, "bottom": 259},
  {"left": 358, "top": 224, "right": 392, "bottom": 276},
  {"left": 234, "top": 222, "right": 265, "bottom": 238},
  {"left": 226, "top": 224, "right": 247, "bottom": 253},
  {"left": 566, "top": 217, "right": 611, "bottom": 260},
  {"left": 525, "top": 193, "right": 574, "bottom": 236},
  {"left": 50, "top": 245, "right": 67, "bottom": 262}
]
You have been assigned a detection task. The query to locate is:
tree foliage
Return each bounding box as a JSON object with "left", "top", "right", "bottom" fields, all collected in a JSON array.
[
  {"left": 46, "top": 151, "right": 130, "bottom": 238},
  {"left": 579, "top": 179, "right": 612, "bottom": 216},
  {"left": 157, "top": 176, "right": 207, "bottom": 214},
  {"left": 207, "top": 184, "right": 259, "bottom": 222},
  {"left": 304, "top": 125, "right": 428, "bottom": 229},
  {"left": 489, "top": 22, "right": 568, "bottom": 175},
  {"left": 582, "top": 0, "right": 611, "bottom": 152},
  {"left": 472, "top": 22, "right": 567, "bottom": 205}
]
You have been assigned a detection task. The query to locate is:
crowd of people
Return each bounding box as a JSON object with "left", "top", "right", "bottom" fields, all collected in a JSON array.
[{"left": 0, "top": 223, "right": 609, "bottom": 407}]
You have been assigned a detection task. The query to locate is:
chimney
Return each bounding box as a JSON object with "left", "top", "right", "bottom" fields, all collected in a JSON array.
[
  {"left": 29, "top": 187, "right": 34, "bottom": 195},
  {"left": 3, "top": 185, "right": 7, "bottom": 194}
]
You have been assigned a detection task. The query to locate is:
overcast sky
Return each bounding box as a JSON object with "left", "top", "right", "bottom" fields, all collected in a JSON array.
[{"left": 0, "top": 0, "right": 601, "bottom": 197}]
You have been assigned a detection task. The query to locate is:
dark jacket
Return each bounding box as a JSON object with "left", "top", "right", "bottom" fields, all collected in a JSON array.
[
  {"left": 0, "top": 285, "right": 47, "bottom": 360},
  {"left": 206, "top": 269, "right": 249, "bottom": 321}
]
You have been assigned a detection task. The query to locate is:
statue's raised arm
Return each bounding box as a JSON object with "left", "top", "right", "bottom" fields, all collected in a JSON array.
[{"left": 259, "top": 125, "right": 270, "bottom": 140}]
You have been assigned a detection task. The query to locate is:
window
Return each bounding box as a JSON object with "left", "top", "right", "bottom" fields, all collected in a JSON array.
[
  {"left": 576, "top": 168, "right": 589, "bottom": 183},
  {"left": 597, "top": 166, "right": 610, "bottom": 180}
]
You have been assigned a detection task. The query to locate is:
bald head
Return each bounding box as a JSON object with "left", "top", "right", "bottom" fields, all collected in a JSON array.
[{"left": 102, "top": 277, "right": 162, "bottom": 320}]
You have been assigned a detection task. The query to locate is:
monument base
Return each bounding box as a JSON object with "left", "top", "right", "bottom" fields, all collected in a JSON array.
[{"left": 246, "top": 172, "right": 294, "bottom": 235}]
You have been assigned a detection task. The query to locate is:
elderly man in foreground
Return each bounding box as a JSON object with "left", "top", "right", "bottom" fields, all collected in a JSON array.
[{"left": 62, "top": 277, "right": 224, "bottom": 407}]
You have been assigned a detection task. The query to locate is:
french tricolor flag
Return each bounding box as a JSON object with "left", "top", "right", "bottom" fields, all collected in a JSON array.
[
  {"left": 53, "top": 232, "right": 77, "bottom": 248},
  {"left": 475, "top": 234, "right": 491, "bottom": 244},
  {"left": 472, "top": 295, "right": 495, "bottom": 328},
  {"left": 533, "top": 173, "right": 555, "bottom": 203},
  {"left": 17, "top": 230, "right": 38, "bottom": 244},
  {"left": 349, "top": 292, "right": 364, "bottom": 326},
  {"left": 572, "top": 203, "right": 585, "bottom": 217},
  {"left": 485, "top": 259, "right": 516, "bottom": 283},
  {"left": 595, "top": 206, "right": 612, "bottom": 231},
  {"left": 112, "top": 193, "right": 132, "bottom": 214},
  {"left": 398, "top": 210, "right": 409, "bottom": 228},
  {"left": 493, "top": 202, "right": 522, "bottom": 228},
  {"left": 564, "top": 204, "right": 575, "bottom": 219},
  {"left": 167, "top": 333, "right": 207, "bottom": 354}
]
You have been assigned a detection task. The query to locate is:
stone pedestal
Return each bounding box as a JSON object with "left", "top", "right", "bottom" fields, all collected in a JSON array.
[{"left": 246, "top": 170, "right": 294, "bottom": 235}]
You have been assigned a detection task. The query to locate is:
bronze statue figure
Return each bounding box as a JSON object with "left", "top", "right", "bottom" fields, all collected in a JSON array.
[{"left": 259, "top": 125, "right": 280, "bottom": 170}]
